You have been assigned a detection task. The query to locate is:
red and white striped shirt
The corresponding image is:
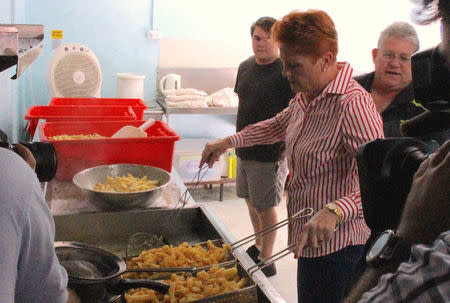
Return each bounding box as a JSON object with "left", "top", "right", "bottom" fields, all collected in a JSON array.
[{"left": 228, "top": 62, "right": 384, "bottom": 257}]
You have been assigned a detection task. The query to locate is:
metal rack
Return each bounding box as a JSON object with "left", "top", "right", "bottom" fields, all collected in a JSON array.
[{"left": 156, "top": 97, "right": 237, "bottom": 125}]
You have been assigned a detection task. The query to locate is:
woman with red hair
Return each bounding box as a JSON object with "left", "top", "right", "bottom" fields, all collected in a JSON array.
[{"left": 200, "top": 10, "right": 384, "bottom": 303}]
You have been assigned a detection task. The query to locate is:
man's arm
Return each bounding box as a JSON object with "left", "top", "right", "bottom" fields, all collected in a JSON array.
[
  {"left": 344, "top": 263, "right": 400, "bottom": 303},
  {"left": 343, "top": 140, "right": 450, "bottom": 303}
]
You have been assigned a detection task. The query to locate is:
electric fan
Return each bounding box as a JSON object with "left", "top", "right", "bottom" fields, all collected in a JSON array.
[{"left": 48, "top": 43, "right": 102, "bottom": 97}]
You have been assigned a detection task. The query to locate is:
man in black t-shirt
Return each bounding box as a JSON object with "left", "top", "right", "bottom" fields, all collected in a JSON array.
[{"left": 234, "top": 16, "right": 294, "bottom": 277}]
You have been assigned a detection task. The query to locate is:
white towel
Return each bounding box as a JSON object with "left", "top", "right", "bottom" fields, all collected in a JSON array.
[
  {"left": 210, "top": 88, "right": 239, "bottom": 107},
  {"left": 166, "top": 100, "right": 210, "bottom": 108},
  {"left": 163, "top": 88, "right": 207, "bottom": 96},
  {"left": 166, "top": 95, "right": 211, "bottom": 103}
]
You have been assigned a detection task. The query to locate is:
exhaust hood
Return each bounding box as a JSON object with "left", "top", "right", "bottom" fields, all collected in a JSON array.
[{"left": 0, "top": 24, "right": 44, "bottom": 79}]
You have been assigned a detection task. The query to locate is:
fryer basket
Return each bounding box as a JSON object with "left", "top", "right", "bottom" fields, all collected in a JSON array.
[
  {"left": 124, "top": 262, "right": 258, "bottom": 303},
  {"left": 123, "top": 239, "right": 236, "bottom": 277},
  {"left": 188, "top": 262, "right": 257, "bottom": 303}
]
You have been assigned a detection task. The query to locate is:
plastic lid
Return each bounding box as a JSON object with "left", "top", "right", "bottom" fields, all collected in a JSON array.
[{"left": 116, "top": 73, "right": 145, "bottom": 79}]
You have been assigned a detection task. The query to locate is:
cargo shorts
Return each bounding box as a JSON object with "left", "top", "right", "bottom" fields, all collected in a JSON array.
[{"left": 236, "top": 157, "right": 288, "bottom": 209}]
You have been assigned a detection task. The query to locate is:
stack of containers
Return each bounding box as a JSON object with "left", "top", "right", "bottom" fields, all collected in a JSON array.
[
  {"left": 24, "top": 97, "right": 147, "bottom": 138},
  {"left": 30, "top": 98, "right": 180, "bottom": 181}
]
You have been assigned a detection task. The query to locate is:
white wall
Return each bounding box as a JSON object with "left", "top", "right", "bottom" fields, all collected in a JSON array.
[
  {"left": 156, "top": 0, "right": 441, "bottom": 73},
  {"left": 1, "top": 0, "right": 442, "bottom": 141},
  {"left": 155, "top": 0, "right": 442, "bottom": 139}
]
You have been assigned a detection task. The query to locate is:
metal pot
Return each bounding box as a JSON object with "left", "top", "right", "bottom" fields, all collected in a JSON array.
[{"left": 55, "top": 242, "right": 169, "bottom": 302}]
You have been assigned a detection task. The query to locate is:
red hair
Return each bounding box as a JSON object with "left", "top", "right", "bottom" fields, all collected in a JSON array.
[{"left": 272, "top": 9, "right": 338, "bottom": 61}]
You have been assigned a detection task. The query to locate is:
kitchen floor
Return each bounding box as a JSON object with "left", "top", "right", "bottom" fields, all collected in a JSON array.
[{"left": 191, "top": 185, "right": 298, "bottom": 303}]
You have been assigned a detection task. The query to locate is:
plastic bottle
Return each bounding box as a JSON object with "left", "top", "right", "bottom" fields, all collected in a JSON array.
[
  {"left": 231, "top": 152, "right": 236, "bottom": 178},
  {"left": 227, "top": 152, "right": 234, "bottom": 179}
]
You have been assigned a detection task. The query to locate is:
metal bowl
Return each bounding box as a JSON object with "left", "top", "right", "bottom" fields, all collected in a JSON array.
[{"left": 73, "top": 164, "right": 171, "bottom": 210}]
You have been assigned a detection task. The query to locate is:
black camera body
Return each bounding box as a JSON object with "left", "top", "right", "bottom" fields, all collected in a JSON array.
[
  {"left": 0, "top": 138, "right": 57, "bottom": 183},
  {"left": 411, "top": 46, "right": 449, "bottom": 107},
  {"left": 357, "top": 138, "right": 435, "bottom": 232},
  {"left": 357, "top": 46, "right": 449, "bottom": 233}
]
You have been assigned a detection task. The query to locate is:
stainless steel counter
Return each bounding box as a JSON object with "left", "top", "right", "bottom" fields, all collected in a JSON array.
[
  {"left": 49, "top": 168, "right": 286, "bottom": 303},
  {"left": 53, "top": 206, "right": 286, "bottom": 303}
]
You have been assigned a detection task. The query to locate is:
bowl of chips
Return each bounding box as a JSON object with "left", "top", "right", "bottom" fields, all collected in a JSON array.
[{"left": 73, "top": 164, "right": 171, "bottom": 210}]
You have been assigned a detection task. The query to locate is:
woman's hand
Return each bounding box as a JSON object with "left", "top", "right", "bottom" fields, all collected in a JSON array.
[
  {"left": 199, "top": 138, "right": 231, "bottom": 168},
  {"left": 294, "top": 208, "right": 340, "bottom": 258}
]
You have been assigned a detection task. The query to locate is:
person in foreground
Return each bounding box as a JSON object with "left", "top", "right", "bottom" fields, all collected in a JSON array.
[
  {"left": 343, "top": 140, "right": 450, "bottom": 303},
  {"left": 200, "top": 9, "right": 384, "bottom": 303},
  {"left": 354, "top": 21, "right": 424, "bottom": 137},
  {"left": 0, "top": 143, "right": 78, "bottom": 302},
  {"left": 234, "top": 16, "right": 293, "bottom": 277}
]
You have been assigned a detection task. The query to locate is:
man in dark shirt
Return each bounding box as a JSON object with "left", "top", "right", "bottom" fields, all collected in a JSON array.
[
  {"left": 234, "top": 16, "right": 294, "bottom": 277},
  {"left": 354, "top": 22, "right": 425, "bottom": 137}
]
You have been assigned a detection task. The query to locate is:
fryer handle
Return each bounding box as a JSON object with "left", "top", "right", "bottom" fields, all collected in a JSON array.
[
  {"left": 247, "top": 243, "right": 297, "bottom": 276},
  {"left": 125, "top": 260, "right": 237, "bottom": 273},
  {"left": 231, "top": 208, "right": 313, "bottom": 252},
  {"left": 126, "top": 267, "right": 197, "bottom": 273},
  {"left": 118, "top": 278, "right": 170, "bottom": 294}
]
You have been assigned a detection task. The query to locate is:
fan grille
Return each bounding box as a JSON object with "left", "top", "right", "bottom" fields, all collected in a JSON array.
[{"left": 54, "top": 52, "right": 100, "bottom": 97}]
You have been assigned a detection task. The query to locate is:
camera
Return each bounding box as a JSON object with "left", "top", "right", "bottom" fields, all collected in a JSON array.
[
  {"left": 0, "top": 136, "right": 57, "bottom": 182},
  {"left": 357, "top": 45, "right": 449, "bottom": 233}
]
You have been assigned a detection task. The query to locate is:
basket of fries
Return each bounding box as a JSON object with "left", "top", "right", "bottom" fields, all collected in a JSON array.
[
  {"left": 123, "top": 239, "right": 235, "bottom": 280},
  {"left": 124, "top": 262, "right": 258, "bottom": 303}
]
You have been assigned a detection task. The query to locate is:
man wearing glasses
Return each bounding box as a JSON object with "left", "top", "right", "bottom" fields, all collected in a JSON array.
[{"left": 354, "top": 21, "right": 424, "bottom": 137}]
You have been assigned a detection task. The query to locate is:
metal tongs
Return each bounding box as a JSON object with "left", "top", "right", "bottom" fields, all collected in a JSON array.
[
  {"left": 230, "top": 207, "right": 314, "bottom": 276},
  {"left": 170, "top": 165, "right": 210, "bottom": 218}
]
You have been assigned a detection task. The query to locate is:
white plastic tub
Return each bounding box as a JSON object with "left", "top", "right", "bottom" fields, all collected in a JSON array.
[{"left": 116, "top": 73, "right": 145, "bottom": 99}]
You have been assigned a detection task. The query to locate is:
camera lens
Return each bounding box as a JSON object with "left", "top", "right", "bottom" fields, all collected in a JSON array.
[{"left": 19, "top": 142, "right": 57, "bottom": 182}]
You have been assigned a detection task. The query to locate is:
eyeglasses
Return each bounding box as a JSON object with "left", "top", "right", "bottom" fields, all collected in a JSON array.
[{"left": 380, "top": 51, "right": 411, "bottom": 63}]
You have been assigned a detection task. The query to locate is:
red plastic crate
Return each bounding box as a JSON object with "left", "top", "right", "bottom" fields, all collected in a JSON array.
[
  {"left": 39, "top": 120, "right": 180, "bottom": 180},
  {"left": 48, "top": 97, "right": 147, "bottom": 120},
  {"left": 25, "top": 105, "right": 137, "bottom": 138}
]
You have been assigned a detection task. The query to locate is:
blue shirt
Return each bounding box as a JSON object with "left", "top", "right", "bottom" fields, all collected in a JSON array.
[{"left": 0, "top": 148, "right": 68, "bottom": 303}]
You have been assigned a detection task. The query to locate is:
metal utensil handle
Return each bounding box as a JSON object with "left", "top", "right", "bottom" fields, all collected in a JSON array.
[
  {"left": 247, "top": 243, "right": 297, "bottom": 276},
  {"left": 247, "top": 225, "right": 342, "bottom": 276},
  {"left": 125, "top": 260, "right": 237, "bottom": 274},
  {"left": 171, "top": 165, "right": 209, "bottom": 215},
  {"left": 126, "top": 266, "right": 197, "bottom": 273},
  {"left": 231, "top": 207, "right": 313, "bottom": 252}
]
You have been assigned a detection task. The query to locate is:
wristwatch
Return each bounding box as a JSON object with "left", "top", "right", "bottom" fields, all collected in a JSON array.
[
  {"left": 366, "top": 230, "right": 412, "bottom": 268},
  {"left": 325, "top": 203, "right": 343, "bottom": 226}
]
